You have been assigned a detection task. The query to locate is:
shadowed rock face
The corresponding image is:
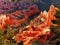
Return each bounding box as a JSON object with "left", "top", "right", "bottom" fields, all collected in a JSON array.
[
  {"left": 34, "top": 0, "right": 60, "bottom": 11},
  {"left": 0, "top": 0, "right": 59, "bottom": 13}
]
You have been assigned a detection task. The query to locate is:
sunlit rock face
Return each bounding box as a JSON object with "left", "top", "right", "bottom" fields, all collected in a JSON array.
[
  {"left": 0, "top": 15, "right": 8, "bottom": 29},
  {"left": 13, "top": 5, "right": 57, "bottom": 45},
  {"left": 0, "top": 15, "right": 6, "bottom": 24}
]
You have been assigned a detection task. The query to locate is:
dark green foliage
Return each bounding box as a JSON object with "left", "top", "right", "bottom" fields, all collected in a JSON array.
[
  {"left": 17, "top": 41, "right": 23, "bottom": 45},
  {"left": 52, "top": 20, "right": 60, "bottom": 24},
  {"left": 50, "top": 26, "right": 60, "bottom": 33},
  {"left": 54, "top": 15, "right": 60, "bottom": 19},
  {"left": 0, "top": 26, "right": 16, "bottom": 45},
  {"left": 32, "top": 40, "right": 46, "bottom": 45},
  {"left": 32, "top": 40, "right": 40, "bottom": 45},
  {"left": 47, "top": 26, "right": 60, "bottom": 44},
  {"left": 49, "top": 31, "right": 60, "bottom": 41}
]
